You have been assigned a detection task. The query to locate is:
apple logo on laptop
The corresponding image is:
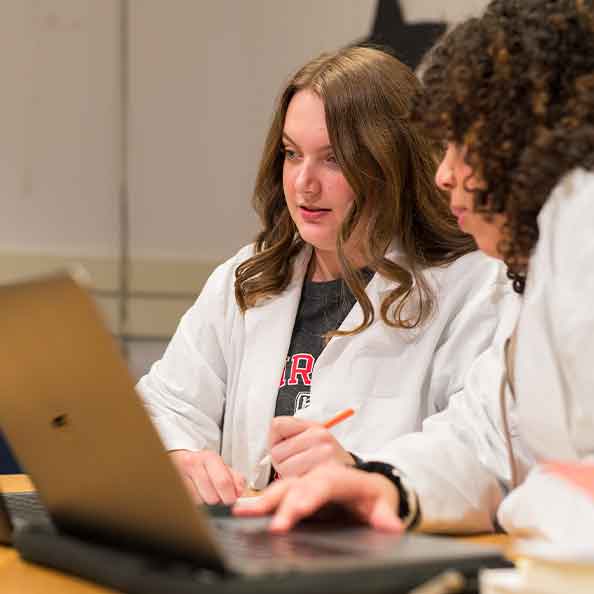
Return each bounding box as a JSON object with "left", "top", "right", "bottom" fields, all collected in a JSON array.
[{"left": 51, "top": 414, "right": 69, "bottom": 429}]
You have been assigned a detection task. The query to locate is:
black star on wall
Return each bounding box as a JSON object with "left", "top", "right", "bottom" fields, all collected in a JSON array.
[{"left": 359, "top": 0, "right": 447, "bottom": 70}]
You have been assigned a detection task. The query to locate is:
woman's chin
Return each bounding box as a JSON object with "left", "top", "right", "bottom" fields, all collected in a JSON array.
[{"left": 298, "top": 231, "right": 337, "bottom": 253}]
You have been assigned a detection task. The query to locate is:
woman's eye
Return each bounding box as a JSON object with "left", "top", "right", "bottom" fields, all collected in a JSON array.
[
  {"left": 325, "top": 154, "right": 340, "bottom": 167},
  {"left": 282, "top": 147, "right": 298, "bottom": 161}
]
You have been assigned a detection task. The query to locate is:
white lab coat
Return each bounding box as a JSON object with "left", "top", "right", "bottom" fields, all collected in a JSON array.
[
  {"left": 369, "top": 287, "right": 524, "bottom": 533},
  {"left": 373, "top": 169, "right": 594, "bottom": 538},
  {"left": 497, "top": 168, "right": 594, "bottom": 543},
  {"left": 137, "top": 242, "right": 507, "bottom": 488}
]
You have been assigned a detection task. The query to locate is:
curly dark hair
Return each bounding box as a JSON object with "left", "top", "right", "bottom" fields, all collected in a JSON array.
[{"left": 412, "top": 0, "right": 594, "bottom": 292}]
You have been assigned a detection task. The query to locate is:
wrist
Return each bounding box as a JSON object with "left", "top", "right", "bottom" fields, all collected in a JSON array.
[{"left": 354, "top": 459, "right": 420, "bottom": 529}]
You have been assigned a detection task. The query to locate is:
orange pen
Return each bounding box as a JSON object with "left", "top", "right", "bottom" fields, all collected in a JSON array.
[{"left": 322, "top": 407, "right": 355, "bottom": 429}]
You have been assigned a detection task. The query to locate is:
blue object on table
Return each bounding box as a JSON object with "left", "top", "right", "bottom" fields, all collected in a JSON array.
[{"left": 0, "top": 432, "right": 20, "bottom": 474}]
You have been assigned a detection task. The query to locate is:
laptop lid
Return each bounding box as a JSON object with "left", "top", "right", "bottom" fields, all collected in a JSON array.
[{"left": 0, "top": 273, "right": 224, "bottom": 571}]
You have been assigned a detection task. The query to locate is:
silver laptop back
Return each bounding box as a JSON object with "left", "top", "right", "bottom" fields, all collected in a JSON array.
[{"left": 0, "top": 274, "right": 223, "bottom": 569}]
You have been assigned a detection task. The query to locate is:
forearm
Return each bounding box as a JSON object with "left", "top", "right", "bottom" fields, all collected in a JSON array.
[{"left": 137, "top": 373, "right": 223, "bottom": 452}]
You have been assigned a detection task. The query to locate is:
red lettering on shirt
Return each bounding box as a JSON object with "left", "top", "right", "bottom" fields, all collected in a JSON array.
[
  {"left": 279, "top": 357, "right": 289, "bottom": 388},
  {"left": 287, "top": 354, "right": 314, "bottom": 386}
]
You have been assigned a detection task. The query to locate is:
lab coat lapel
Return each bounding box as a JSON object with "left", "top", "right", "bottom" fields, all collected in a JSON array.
[
  {"left": 305, "top": 242, "right": 403, "bottom": 419},
  {"left": 302, "top": 269, "right": 389, "bottom": 420},
  {"left": 327, "top": 241, "right": 404, "bottom": 342},
  {"left": 241, "top": 245, "right": 311, "bottom": 485}
]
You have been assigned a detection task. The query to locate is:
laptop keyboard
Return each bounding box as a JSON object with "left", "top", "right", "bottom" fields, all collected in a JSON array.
[
  {"left": 3, "top": 491, "right": 358, "bottom": 558},
  {"left": 2, "top": 491, "right": 54, "bottom": 531},
  {"left": 210, "top": 516, "right": 373, "bottom": 571},
  {"left": 216, "top": 522, "right": 347, "bottom": 560},
  {"left": 3, "top": 491, "right": 398, "bottom": 576}
]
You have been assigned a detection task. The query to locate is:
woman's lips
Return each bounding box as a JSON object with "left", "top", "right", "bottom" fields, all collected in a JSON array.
[{"left": 299, "top": 205, "right": 331, "bottom": 221}]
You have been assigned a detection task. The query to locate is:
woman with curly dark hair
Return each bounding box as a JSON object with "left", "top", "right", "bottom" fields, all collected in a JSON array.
[{"left": 237, "top": 0, "right": 594, "bottom": 542}]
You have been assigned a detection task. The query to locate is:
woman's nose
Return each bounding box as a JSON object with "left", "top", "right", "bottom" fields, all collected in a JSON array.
[
  {"left": 295, "top": 160, "right": 320, "bottom": 195},
  {"left": 435, "top": 158, "right": 455, "bottom": 191}
]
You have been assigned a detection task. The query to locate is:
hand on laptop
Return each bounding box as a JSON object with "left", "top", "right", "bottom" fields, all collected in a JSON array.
[
  {"left": 268, "top": 416, "right": 355, "bottom": 477},
  {"left": 170, "top": 449, "right": 246, "bottom": 505},
  {"left": 234, "top": 461, "right": 403, "bottom": 533}
]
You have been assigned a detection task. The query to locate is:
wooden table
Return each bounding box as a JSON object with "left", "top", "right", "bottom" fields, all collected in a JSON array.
[{"left": 0, "top": 474, "right": 513, "bottom": 594}]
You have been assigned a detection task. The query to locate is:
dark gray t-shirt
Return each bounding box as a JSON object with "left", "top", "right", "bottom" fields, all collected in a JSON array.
[{"left": 274, "top": 269, "right": 374, "bottom": 418}]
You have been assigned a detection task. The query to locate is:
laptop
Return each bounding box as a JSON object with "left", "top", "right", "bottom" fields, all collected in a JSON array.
[
  {"left": 0, "top": 495, "right": 12, "bottom": 545},
  {"left": 0, "top": 273, "right": 509, "bottom": 593}
]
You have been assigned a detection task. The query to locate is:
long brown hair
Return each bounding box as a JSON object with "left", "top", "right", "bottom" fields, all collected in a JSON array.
[
  {"left": 412, "top": 0, "right": 594, "bottom": 293},
  {"left": 235, "top": 46, "right": 475, "bottom": 334}
]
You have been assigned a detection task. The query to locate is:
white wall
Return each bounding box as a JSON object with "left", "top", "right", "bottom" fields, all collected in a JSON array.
[
  {"left": 128, "top": 0, "right": 490, "bottom": 263},
  {"left": 403, "top": 0, "right": 490, "bottom": 23},
  {"left": 1, "top": 0, "right": 121, "bottom": 257},
  {"left": 0, "top": 0, "right": 489, "bottom": 357},
  {"left": 129, "top": 0, "right": 379, "bottom": 263}
]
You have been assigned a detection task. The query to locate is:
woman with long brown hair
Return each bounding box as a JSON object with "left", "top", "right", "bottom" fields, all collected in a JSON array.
[
  {"left": 237, "top": 0, "right": 594, "bottom": 542},
  {"left": 138, "top": 46, "right": 505, "bottom": 505}
]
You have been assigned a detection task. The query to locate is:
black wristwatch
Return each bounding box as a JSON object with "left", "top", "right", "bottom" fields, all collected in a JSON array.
[{"left": 353, "top": 458, "right": 420, "bottom": 529}]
